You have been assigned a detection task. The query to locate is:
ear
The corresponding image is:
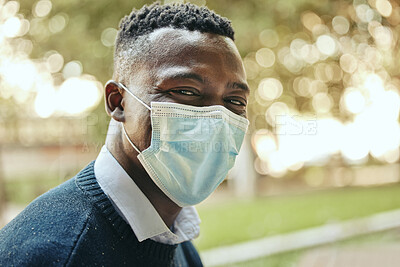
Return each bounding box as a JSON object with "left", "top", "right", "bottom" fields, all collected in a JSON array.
[{"left": 105, "top": 80, "right": 125, "bottom": 122}]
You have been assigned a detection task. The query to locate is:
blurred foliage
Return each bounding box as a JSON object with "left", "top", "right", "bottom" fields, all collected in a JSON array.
[
  {"left": 14, "top": 0, "right": 349, "bottom": 84},
  {"left": 1, "top": 0, "right": 400, "bottom": 173},
  {"left": 17, "top": 0, "right": 149, "bottom": 82}
]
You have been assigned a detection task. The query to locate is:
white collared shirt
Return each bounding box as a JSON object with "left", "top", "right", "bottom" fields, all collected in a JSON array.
[{"left": 94, "top": 146, "right": 200, "bottom": 245}]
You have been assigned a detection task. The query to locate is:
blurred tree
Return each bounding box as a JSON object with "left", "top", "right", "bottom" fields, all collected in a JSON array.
[{"left": 1, "top": 0, "right": 399, "bottom": 177}]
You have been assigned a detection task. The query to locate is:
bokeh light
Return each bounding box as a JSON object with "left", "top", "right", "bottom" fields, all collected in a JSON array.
[
  {"left": 250, "top": 0, "right": 400, "bottom": 177},
  {"left": 257, "top": 78, "right": 282, "bottom": 101},
  {"left": 101, "top": 27, "right": 117, "bottom": 47},
  {"left": 48, "top": 13, "right": 67, "bottom": 33},
  {"left": 0, "top": 0, "right": 103, "bottom": 122},
  {"left": 33, "top": 0, "right": 52, "bottom": 18},
  {"left": 376, "top": 0, "right": 392, "bottom": 17},
  {"left": 255, "top": 48, "right": 275, "bottom": 68},
  {"left": 332, "top": 16, "right": 350, "bottom": 35},
  {"left": 1, "top": 0, "right": 400, "bottom": 190}
]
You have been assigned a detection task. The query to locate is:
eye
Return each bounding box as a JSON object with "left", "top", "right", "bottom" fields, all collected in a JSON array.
[
  {"left": 178, "top": 90, "right": 194, "bottom": 95},
  {"left": 226, "top": 98, "right": 246, "bottom": 106},
  {"left": 171, "top": 88, "right": 200, "bottom": 96}
]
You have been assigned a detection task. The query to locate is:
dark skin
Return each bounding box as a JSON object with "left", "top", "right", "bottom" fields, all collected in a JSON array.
[{"left": 104, "top": 28, "right": 249, "bottom": 227}]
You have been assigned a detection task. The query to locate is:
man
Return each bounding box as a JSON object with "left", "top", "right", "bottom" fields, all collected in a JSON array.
[{"left": 0, "top": 2, "right": 249, "bottom": 266}]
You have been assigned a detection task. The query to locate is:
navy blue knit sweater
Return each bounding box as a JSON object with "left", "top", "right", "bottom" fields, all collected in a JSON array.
[{"left": 0, "top": 161, "right": 203, "bottom": 267}]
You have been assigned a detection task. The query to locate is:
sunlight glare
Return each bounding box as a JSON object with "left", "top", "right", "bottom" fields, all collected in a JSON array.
[{"left": 57, "top": 76, "right": 102, "bottom": 115}]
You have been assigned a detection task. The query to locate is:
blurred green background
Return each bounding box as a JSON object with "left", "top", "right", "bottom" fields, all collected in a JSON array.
[{"left": 1, "top": 0, "right": 400, "bottom": 265}]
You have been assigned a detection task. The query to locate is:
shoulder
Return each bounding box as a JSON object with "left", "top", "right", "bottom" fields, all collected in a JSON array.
[
  {"left": 175, "top": 241, "right": 203, "bottom": 267},
  {"left": 0, "top": 163, "right": 96, "bottom": 266}
]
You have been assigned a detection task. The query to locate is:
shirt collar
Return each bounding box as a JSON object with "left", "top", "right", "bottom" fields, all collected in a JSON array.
[{"left": 94, "top": 145, "right": 200, "bottom": 244}]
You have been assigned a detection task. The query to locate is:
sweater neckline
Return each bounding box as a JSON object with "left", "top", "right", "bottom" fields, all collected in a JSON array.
[{"left": 75, "top": 161, "right": 178, "bottom": 264}]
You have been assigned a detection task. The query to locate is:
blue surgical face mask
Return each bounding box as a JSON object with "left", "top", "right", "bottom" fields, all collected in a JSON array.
[{"left": 118, "top": 82, "right": 249, "bottom": 207}]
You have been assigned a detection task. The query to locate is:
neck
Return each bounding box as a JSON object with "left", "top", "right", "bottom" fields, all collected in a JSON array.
[{"left": 106, "top": 121, "right": 182, "bottom": 228}]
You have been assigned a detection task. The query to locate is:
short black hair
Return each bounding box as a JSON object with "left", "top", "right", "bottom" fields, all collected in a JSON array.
[{"left": 113, "top": 2, "right": 234, "bottom": 82}]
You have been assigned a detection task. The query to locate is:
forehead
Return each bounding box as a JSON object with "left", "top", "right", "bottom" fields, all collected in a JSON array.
[
  {"left": 139, "top": 28, "right": 245, "bottom": 79},
  {"left": 147, "top": 27, "right": 239, "bottom": 56}
]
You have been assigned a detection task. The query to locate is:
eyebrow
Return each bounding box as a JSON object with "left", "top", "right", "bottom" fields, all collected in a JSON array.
[
  {"left": 162, "top": 72, "right": 205, "bottom": 84},
  {"left": 160, "top": 71, "right": 249, "bottom": 92},
  {"left": 229, "top": 81, "right": 250, "bottom": 93}
]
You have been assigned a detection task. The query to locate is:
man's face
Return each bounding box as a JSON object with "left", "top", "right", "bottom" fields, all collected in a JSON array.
[{"left": 122, "top": 28, "right": 249, "bottom": 151}]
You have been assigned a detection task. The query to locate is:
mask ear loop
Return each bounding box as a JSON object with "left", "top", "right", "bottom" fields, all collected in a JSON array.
[
  {"left": 112, "top": 81, "right": 151, "bottom": 154},
  {"left": 121, "top": 123, "right": 141, "bottom": 154},
  {"left": 117, "top": 82, "right": 151, "bottom": 111}
]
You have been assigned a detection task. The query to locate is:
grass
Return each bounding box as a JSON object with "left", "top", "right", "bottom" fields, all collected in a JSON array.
[
  {"left": 220, "top": 228, "right": 400, "bottom": 267},
  {"left": 194, "top": 183, "right": 400, "bottom": 251},
  {"left": 221, "top": 248, "right": 305, "bottom": 267}
]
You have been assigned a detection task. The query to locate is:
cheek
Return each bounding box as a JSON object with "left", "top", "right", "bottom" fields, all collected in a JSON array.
[
  {"left": 137, "top": 114, "right": 152, "bottom": 150},
  {"left": 142, "top": 119, "right": 153, "bottom": 149},
  {"left": 125, "top": 105, "right": 152, "bottom": 150}
]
